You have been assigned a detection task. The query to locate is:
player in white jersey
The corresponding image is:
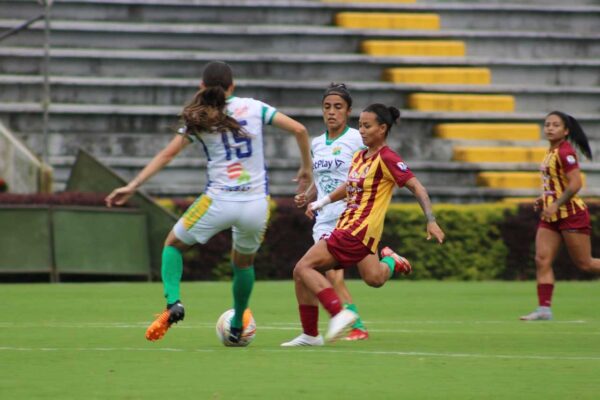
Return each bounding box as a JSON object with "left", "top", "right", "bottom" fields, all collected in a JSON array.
[
  {"left": 282, "top": 83, "right": 369, "bottom": 347},
  {"left": 105, "top": 61, "right": 312, "bottom": 344}
]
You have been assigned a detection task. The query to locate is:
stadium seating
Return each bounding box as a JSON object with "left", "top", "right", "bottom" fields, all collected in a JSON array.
[{"left": 0, "top": 0, "right": 599, "bottom": 201}]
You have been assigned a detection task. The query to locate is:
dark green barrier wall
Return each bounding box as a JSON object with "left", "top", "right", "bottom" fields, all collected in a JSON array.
[
  {"left": 0, "top": 207, "right": 52, "bottom": 273},
  {"left": 0, "top": 206, "right": 150, "bottom": 280},
  {"left": 52, "top": 208, "right": 150, "bottom": 276}
]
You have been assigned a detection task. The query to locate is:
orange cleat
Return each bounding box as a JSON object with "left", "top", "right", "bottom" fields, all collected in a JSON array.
[
  {"left": 145, "top": 302, "right": 185, "bottom": 341},
  {"left": 344, "top": 328, "right": 369, "bottom": 341},
  {"left": 381, "top": 247, "right": 412, "bottom": 275}
]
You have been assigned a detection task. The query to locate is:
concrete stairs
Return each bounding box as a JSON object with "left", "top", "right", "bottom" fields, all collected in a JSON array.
[{"left": 0, "top": 0, "right": 599, "bottom": 200}]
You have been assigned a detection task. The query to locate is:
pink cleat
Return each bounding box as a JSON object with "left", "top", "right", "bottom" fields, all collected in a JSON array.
[
  {"left": 344, "top": 328, "right": 369, "bottom": 341},
  {"left": 381, "top": 247, "right": 412, "bottom": 275}
]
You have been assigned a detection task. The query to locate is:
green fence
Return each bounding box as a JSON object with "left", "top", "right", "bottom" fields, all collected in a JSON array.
[{"left": 0, "top": 205, "right": 151, "bottom": 281}]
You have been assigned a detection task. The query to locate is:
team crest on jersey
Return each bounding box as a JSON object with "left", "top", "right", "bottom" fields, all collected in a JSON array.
[
  {"left": 566, "top": 155, "right": 576, "bottom": 165},
  {"left": 396, "top": 162, "right": 408, "bottom": 171},
  {"left": 332, "top": 146, "right": 342, "bottom": 155},
  {"left": 227, "top": 162, "right": 251, "bottom": 183},
  {"left": 230, "top": 105, "right": 249, "bottom": 119},
  {"left": 349, "top": 166, "right": 369, "bottom": 181}
]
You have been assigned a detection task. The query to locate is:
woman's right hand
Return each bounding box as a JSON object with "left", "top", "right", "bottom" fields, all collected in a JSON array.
[
  {"left": 294, "top": 192, "right": 308, "bottom": 208},
  {"left": 305, "top": 195, "right": 332, "bottom": 219},
  {"left": 105, "top": 185, "right": 136, "bottom": 207}
]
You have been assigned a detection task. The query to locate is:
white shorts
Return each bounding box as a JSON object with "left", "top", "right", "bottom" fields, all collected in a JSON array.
[
  {"left": 312, "top": 218, "right": 337, "bottom": 243},
  {"left": 174, "top": 195, "right": 270, "bottom": 254}
]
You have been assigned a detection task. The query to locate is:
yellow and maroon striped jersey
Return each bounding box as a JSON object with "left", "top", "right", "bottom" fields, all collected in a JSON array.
[
  {"left": 335, "top": 146, "right": 415, "bottom": 252},
  {"left": 540, "top": 140, "right": 586, "bottom": 222}
]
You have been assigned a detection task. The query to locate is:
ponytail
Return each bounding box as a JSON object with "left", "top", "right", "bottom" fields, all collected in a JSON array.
[
  {"left": 180, "top": 60, "right": 242, "bottom": 136},
  {"left": 547, "top": 111, "right": 592, "bottom": 160},
  {"left": 363, "top": 103, "right": 401, "bottom": 136},
  {"left": 180, "top": 86, "right": 242, "bottom": 135}
]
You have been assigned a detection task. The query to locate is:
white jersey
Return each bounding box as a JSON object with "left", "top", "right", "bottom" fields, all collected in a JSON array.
[
  {"left": 312, "top": 126, "right": 364, "bottom": 224},
  {"left": 179, "top": 96, "right": 277, "bottom": 201}
]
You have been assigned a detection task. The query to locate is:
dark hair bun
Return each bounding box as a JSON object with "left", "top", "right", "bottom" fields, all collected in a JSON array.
[{"left": 388, "top": 106, "right": 400, "bottom": 124}]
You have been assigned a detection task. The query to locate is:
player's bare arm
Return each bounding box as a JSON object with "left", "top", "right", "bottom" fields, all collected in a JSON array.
[
  {"left": 271, "top": 112, "right": 313, "bottom": 193},
  {"left": 405, "top": 177, "right": 445, "bottom": 244},
  {"left": 105, "top": 134, "right": 190, "bottom": 207},
  {"left": 541, "top": 168, "right": 582, "bottom": 220},
  {"left": 305, "top": 182, "right": 347, "bottom": 219}
]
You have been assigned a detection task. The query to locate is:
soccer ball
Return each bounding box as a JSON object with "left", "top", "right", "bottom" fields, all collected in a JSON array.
[{"left": 215, "top": 308, "right": 256, "bottom": 347}]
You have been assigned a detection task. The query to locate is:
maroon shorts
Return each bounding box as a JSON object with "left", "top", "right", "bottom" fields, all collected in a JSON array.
[
  {"left": 537, "top": 208, "right": 591, "bottom": 236},
  {"left": 325, "top": 229, "right": 374, "bottom": 268}
]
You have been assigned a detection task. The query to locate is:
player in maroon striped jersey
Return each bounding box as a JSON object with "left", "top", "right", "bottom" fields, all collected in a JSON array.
[
  {"left": 290, "top": 103, "right": 445, "bottom": 342},
  {"left": 521, "top": 111, "right": 600, "bottom": 321}
]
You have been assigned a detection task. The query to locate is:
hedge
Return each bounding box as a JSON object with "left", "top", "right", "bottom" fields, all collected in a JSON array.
[{"left": 159, "top": 197, "right": 599, "bottom": 281}]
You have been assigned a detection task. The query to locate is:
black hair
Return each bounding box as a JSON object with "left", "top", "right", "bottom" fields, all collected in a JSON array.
[
  {"left": 180, "top": 61, "right": 242, "bottom": 135},
  {"left": 322, "top": 82, "right": 353, "bottom": 108},
  {"left": 362, "top": 103, "right": 400, "bottom": 136},
  {"left": 546, "top": 111, "right": 592, "bottom": 160},
  {"left": 202, "top": 60, "right": 233, "bottom": 90}
]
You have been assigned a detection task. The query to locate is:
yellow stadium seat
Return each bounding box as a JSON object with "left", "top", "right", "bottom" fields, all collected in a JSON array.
[
  {"left": 453, "top": 147, "right": 547, "bottom": 163},
  {"left": 408, "top": 93, "right": 515, "bottom": 112},
  {"left": 434, "top": 123, "right": 541, "bottom": 140},
  {"left": 477, "top": 172, "right": 586, "bottom": 189},
  {"left": 476, "top": 172, "right": 541, "bottom": 189},
  {"left": 336, "top": 12, "right": 440, "bottom": 30},
  {"left": 361, "top": 40, "right": 466, "bottom": 57},
  {"left": 383, "top": 67, "right": 491, "bottom": 85}
]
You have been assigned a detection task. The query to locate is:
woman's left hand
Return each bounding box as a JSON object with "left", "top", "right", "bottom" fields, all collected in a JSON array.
[
  {"left": 426, "top": 221, "right": 445, "bottom": 244},
  {"left": 541, "top": 203, "right": 559, "bottom": 220}
]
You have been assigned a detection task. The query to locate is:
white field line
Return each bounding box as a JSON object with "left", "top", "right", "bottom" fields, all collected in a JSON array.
[
  {"left": 0, "top": 321, "right": 598, "bottom": 335},
  {"left": 1, "top": 346, "right": 600, "bottom": 362}
]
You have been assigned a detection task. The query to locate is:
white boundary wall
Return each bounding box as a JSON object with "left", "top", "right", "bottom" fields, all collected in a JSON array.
[{"left": 0, "top": 119, "right": 51, "bottom": 193}]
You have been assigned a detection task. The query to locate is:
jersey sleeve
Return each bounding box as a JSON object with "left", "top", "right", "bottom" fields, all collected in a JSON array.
[
  {"left": 558, "top": 143, "right": 579, "bottom": 173},
  {"left": 380, "top": 148, "right": 415, "bottom": 187},
  {"left": 257, "top": 100, "right": 278, "bottom": 125}
]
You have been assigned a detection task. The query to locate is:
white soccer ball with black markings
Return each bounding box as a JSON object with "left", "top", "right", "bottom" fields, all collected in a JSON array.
[{"left": 215, "top": 308, "right": 256, "bottom": 347}]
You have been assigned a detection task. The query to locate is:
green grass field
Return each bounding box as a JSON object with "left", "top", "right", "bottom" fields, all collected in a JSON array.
[{"left": 1, "top": 281, "right": 599, "bottom": 399}]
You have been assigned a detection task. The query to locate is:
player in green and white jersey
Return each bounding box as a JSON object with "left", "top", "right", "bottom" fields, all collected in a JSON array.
[
  {"left": 282, "top": 83, "right": 369, "bottom": 346},
  {"left": 105, "top": 61, "right": 312, "bottom": 344}
]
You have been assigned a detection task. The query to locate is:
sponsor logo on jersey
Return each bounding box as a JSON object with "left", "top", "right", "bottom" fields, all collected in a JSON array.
[
  {"left": 566, "top": 155, "right": 576, "bottom": 165},
  {"left": 396, "top": 162, "right": 408, "bottom": 171},
  {"left": 313, "top": 158, "right": 346, "bottom": 171},
  {"left": 227, "top": 162, "right": 251, "bottom": 184},
  {"left": 319, "top": 175, "right": 342, "bottom": 194},
  {"left": 220, "top": 185, "right": 251, "bottom": 192},
  {"left": 332, "top": 146, "right": 342, "bottom": 155}
]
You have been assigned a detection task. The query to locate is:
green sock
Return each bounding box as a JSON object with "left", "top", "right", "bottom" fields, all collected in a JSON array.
[
  {"left": 161, "top": 246, "right": 183, "bottom": 305},
  {"left": 231, "top": 264, "right": 255, "bottom": 329},
  {"left": 381, "top": 256, "right": 395, "bottom": 279},
  {"left": 345, "top": 303, "right": 366, "bottom": 330}
]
